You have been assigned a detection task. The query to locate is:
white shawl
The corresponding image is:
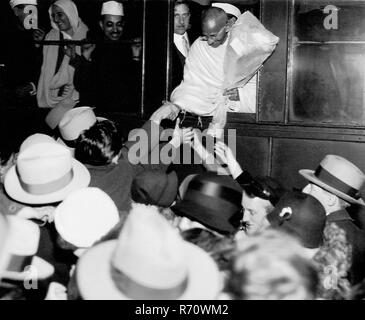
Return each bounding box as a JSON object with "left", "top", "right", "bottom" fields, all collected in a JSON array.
[{"left": 37, "top": 0, "right": 88, "bottom": 128}]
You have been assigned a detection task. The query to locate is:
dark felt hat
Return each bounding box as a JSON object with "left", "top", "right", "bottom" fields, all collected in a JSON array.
[
  {"left": 131, "top": 170, "right": 178, "bottom": 208},
  {"left": 172, "top": 172, "right": 243, "bottom": 235},
  {"left": 267, "top": 191, "right": 326, "bottom": 248}
]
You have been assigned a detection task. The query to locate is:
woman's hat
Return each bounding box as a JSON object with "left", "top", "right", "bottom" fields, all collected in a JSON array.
[
  {"left": 54, "top": 187, "right": 120, "bottom": 248},
  {"left": 131, "top": 170, "right": 178, "bottom": 208},
  {"left": 172, "top": 172, "right": 243, "bottom": 235},
  {"left": 1, "top": 215, "right": 54, "bottom": 281},
  {"left": 76, "top": 204, "right": 221, "bottom": 300},
  {"left": 299, "top": 155, "right": 365, "bottom": 206},
  {"left": 4, "top": 133, "right": 90, "bottom": 205},
  {"left": 267, "top": 191, "right": 326, "bottom": 249}
]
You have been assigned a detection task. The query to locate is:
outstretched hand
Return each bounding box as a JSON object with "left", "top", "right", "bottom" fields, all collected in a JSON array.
[
  {"left": 169, "top": 118, "right": 194, "bottom": 148},
  {"left": 214, "top": 141, "right": 243, "bottom": 178}
]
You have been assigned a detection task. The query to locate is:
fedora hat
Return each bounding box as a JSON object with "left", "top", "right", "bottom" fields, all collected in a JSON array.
[
  {"left": 54, "top": 187, "right": 120, "bottom": 248},
  {"left": 178, "top": 174, "right": 197, "bottom": 200},
  {"left": 299, "top": 155, "right": 365, "bottom": 206},
  {"left": 57, "top": 107, "right": 107, "bottom": 153},
  {"left": 2, "top": 215, "right": 54, "bottom": 281},
  {"left": 267, "top": 191, "right": 326, "bottom": 249},
  {"left": 4, "top": 134, "right": 90, "bottom": 205},
  {"left": 131, "top": 170, "right": 178, "bottom": 207},
  {"left": 76, "top": 203, "right": 220, "bottom": 300},
  {"left": 172, "top": 172, "right": 243, "bottom": 235}
]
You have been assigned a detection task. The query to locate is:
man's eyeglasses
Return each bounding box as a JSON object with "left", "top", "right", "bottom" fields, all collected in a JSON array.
[{"left": 201, "top": 25, "right": 226, "bottom": 42}]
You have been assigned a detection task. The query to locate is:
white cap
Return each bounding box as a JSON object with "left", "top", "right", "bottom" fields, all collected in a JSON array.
[
  {"left": 101, "top": 1, "right": 124, "bottom": 16},
  {"left": 212, "top": 2, "right": 241, "bottom": 19},
  {"left": 54, "top": 187, "right": 120, "bottom": 248},
  {"left": 9, "top": 0, "right": 37, "bottom": 9}
]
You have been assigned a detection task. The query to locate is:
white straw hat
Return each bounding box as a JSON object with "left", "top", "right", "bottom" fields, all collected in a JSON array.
[
  {"left": 4, "top": 134, "right": 90, "bottom": 205},
  {"left": 54, "top": 187, "right": 120, "bottom": 248},
  {"left": 76, "top": 204, "right": 220, "bottom": 300},
  {"left": 1, "top": 216, "right": 54, "bottom": 281},
  {"left": 299, "top": 155, "right": 365, "bottom": 206},
  {"left": 57, "top": 107, "right": 107, "bottom": 155},
  {"left": 212, "top": 2, "right": 241, "bottom": 19},
  {"left": 9, "top": 0, "right": 37, "bottom": 9},
  {"left": 101, "top": 1, "right": 124, "bottom": 16}
]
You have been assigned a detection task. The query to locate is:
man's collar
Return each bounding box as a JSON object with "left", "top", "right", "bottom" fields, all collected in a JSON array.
[
  {"left": 174, "top": 32, "right": 187, "bottom": 40},
  {"left": 327, "top": 209, "right": 354, "bottom": 222}
]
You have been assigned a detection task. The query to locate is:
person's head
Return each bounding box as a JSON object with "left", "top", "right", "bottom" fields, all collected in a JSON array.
[
  {"left": 299, "top": 154, "right": 365, "bottom": 212},
  {"left": 76, "top": 203, "right": 221, "bottom": 299},
  {"left": 100, "top": 1, "right": 125, "bottom": 42},
  {"left": 201, "top": 7, "right": 231, "bottom": 48},
  {"left": 240, "top": 175, "right": 286, "bottom": 235},
  {"left": 174, "top": 0, "right": 191, "bottom": 35},
  {"left": 267, "top": 191, "right": 327, "bottom": 256},
  {"left": 211, "top": 2, "right": 241, "bottom": 24},
  {"left": 131, "top": 170, "right": 179, "bottom": 208},
  {"left": 10, "top": 0, "right": 37, "bottom": 27},
  {"left": 172, "top": 172, "right": 244, "bottom": 236},
  {"left": 74, "top": 120, "right": 123, "bottom": 166},
  {"left": 49, "top": 0, "right": 79, "bottom": 36},
  {"left": 54, "top": 187, "right": 120, "bottom": 257},
  {"left": 51, "top": 4, "right": 72, "bottom": 33},
  {"left": 227, "top": 229, "right": 319, "bottom": 300}
]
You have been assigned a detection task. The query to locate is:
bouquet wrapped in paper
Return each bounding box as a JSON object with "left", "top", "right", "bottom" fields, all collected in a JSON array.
[
  {"left": 208, "top": 11, "right": 279, "bottom": 137},
  {"left": 223, "top": 11, "right": 279, "bottom": 90}
]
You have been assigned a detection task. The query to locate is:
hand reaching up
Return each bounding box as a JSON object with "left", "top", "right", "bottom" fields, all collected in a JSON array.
[{"left": 214, "top": 141, "right": 243, "bottom": 179}]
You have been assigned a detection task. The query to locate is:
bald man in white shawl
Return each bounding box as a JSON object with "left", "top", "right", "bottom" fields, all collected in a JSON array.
[{"left": 167, "top": 5, "right": 278, "bottom": 136}]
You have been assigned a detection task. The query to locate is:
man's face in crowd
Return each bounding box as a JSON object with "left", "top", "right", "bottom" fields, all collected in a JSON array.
[
  {"left": 100, "top": 14, "right": 124, "bottom": 42},
  {"left": 174, "top": 3, "right": 190, "bottom": 35},
  {"left": 202, "top": 16, "right": 228, "bottom": 48},
  {"left": 51, "top": 5, "right": 72, "bottom": 33},
  {"left": 241, "top": 191, "right": 271, "bottom": 235},
  {"left": 302, "top": 183, "right": 328, "bottom": 212},
  {"left": 13, "top": 4, "right": 34, "bottom": 27}
]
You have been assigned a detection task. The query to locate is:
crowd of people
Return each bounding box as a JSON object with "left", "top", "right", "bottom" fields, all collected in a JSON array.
[
  {"left": 1, "top": 0, "right": 365, "bottom": 301},
  {"left": 0, "top": 102, "right": 365, "bottom": 300}
]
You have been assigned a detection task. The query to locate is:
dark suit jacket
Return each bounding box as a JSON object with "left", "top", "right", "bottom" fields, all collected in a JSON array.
[
  {"left": 327, "top": 209, "right": 365, "bottom": 285},
  {"left": 171, "top": 42, "right": 186, "bottom": 91}
]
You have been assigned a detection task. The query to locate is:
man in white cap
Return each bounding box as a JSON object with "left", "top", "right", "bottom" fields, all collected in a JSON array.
[
  {"left": 212, "top": 2, "right": 241, "bottom": 23},
  {"left": 3, "top": 0, "right": 43, "bottom": 108},
  {"left": 300, "top": 154, "right": 365, "bottom": 286},
  {"left": 68, "top": 1, "right": 140, "bottom": 113}
]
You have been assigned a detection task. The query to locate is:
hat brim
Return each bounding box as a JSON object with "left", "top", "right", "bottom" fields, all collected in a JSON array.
[
  {"left": 172, "top": 200, "right": 238, "bottom": 234},
  {"left": 299, "top": 169, "right": 365, "bottom": 206},
  {"left": 4, "top": 159, "right": 91, "bottom": 205},
  {"left": 2, "top": 256, "right": 55, "bottom": 281},
  {"left": 76, "top": 240, "right": 221, "bottom": 300},
  {"left": 178, "top": 174, "right": 197, "bottom": 200}
]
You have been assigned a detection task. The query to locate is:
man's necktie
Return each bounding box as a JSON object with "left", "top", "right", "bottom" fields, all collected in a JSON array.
[{"left": 182, "top": 36, "right": 190, "bottom": 57}]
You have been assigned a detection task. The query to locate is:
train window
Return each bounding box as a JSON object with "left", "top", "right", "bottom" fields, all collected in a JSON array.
[
  {"left": 0, "top": 0, "right": 144, "bottom": 118},
  {"left": 168, "top": 0, "right": 261, "bottom": 122},
  {"left": 289, "top": 0, "right": 365, "bottom": 126}
]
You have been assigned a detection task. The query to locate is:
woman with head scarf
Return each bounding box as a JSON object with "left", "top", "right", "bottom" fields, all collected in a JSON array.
[{"left": 37, "top": 0, "right": 89, "bottom": 129}]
